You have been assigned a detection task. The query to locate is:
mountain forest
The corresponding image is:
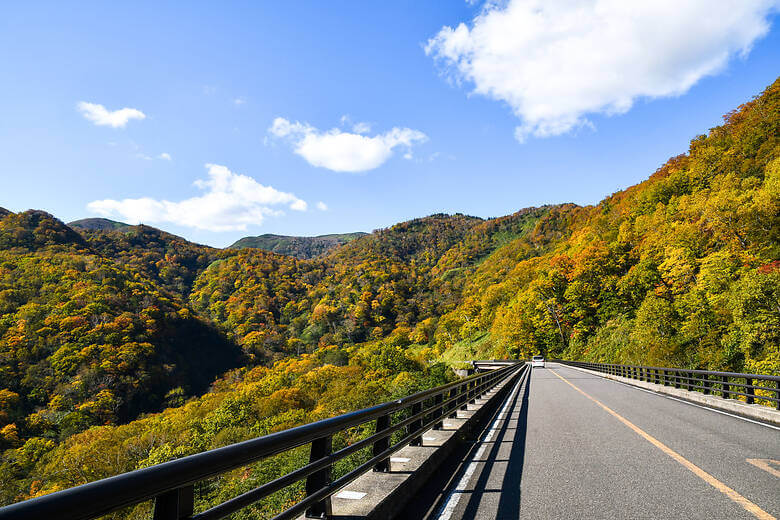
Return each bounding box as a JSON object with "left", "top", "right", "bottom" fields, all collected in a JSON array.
[{"left": 0, "top": 78, "right": 777, "bottom": 517}]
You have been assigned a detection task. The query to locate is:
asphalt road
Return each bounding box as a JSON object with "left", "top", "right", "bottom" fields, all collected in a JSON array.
[{"left": 432, "top": 363, "right": 779, "bottom": 520}]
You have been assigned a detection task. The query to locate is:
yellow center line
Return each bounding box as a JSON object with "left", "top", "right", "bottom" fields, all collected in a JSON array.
[
  {"left": 747, "top": 459, "right": 780, "bottom": 479},
  {"left": 550, "top": 369, "right": 776, "bottom": 520}
]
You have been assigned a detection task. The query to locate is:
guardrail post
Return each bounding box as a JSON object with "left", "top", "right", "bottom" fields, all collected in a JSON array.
[
  {"left": 776, "top": 381, "right": 780, "bottom": 411},
  {"left": 305, "top": 436, "right": 333, "bottom": 519},
  {"left": 448, "top": 387, "right": 458, "bottom": 418},
  {"left": 745, "top": 378, "right": 754, "bottom": 405},
  {"left": 153, "top": 485, "right": 194, "bottom": 520},
  {"left": 702, "top": 374, "right": 710, "bottom": 394},
  {"left": 721, "top": 376, "right": 730, "bottom": 399},
  {"left": 409, "top": 402, "right": 423, "bottom": 446},
  {"left": 674, "top": 372, "right": 680, "bottom": 389},
  {"left": 373, "top": 414, "right": 391, "bottom": 472},
  {"left": 433, "top": 392, "right": 444, "bottom": 429}
]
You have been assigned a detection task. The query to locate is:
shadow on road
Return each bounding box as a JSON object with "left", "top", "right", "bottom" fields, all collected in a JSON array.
[
  {"left": 456, "top": 368, "right": 531, "bottom": 518},
  {"left": 495, "top": 369, "right": 531, "bottom": 517},
  {"left": 396, "top": 370, "right": 530, "bottom": 519}
]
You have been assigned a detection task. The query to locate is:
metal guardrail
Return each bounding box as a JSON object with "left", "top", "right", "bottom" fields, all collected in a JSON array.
[
  {"left": 0, "top": 362, "right": 524, "bottom": 520},
  {"left": 557, "top": 360, "right": 780, "bottom": 410}
]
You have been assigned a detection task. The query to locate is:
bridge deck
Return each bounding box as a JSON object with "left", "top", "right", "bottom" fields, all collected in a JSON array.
[{"left": 432, "top": 363, "right": 779, "bottom": 520}]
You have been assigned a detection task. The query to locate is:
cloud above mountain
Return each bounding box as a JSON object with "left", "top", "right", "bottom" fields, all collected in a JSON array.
[
  {"left": 87, "top": 164, "right": 307, "bottom": 232},
  {"left": 269, "top": 117, "right": 427, "bottom": 172},
  {"left": 77, "top": 101, "right": 146, "bottom": 128},
  {"left": 426, "top": 0, "right": 779, "bottom": 142}
]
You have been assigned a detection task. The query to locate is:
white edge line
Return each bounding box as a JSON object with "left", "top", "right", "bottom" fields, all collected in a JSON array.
[
  {"left": 434, "top": 370, "right": 526, "bottom": 520},
  {"left": 557, "top": 364, "right": 780, "bottom": 432}
]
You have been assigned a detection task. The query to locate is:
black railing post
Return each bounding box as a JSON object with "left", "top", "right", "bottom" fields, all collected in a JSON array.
[
  {"left": 373, "top": 414, "right": 391, "bottom": 472},
  {"left": 745, "top": 378, "right": 754, "bottom": 405},
  {"left": 305, "top": 436, "right": 333, "bottom": 519},
  {"left": 409, "top": 402, "right": 423, "bottom": 446},
  {"left": 721, "top": 375, "right": 730, "bottom": 399},
  {"left": 448, "top": 387, "right": 458, "bottom": 418},
  {"left": 153, "top": 485, "right": 194, "bottom": 520},
  {"left": 702, "top": 374, "right": 710, "bottom": 394},
  {"left": 674, "top": 372, "right": 680, "bottom": 389},
  {"left": 433, "top": 392, "right": 444, "bottom": 429},
  {"left": 776, "top": 381, "right": 780, "bottom": 411}
]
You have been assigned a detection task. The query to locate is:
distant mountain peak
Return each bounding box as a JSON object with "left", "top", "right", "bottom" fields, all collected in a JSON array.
[
  {"left": 68, "top": 217, "right": 130, "bottom": 231},
  {"left": 229, "top": 232, "right": 367, "bottom": 259}
]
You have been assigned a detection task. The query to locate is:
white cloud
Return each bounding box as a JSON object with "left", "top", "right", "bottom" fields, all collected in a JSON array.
[
  {"left": 234, "top": 97, "right": 246, "bottom": 106},
  {"left": 316, "top": 201, "right": 328, "bottom": 211},
  {"left": 339, "top": 114, "right": 371, "bottom": 134},
  {"left": 269, "top": 117, "right": 427, "bottom": 172},
  {"left": 87, "top": 164, "right": 307, "bottom": 232},
  {"left": 159, "top": 152, "right": 172, "bottom": 161},
  {"left": 426, "top": 0, "right": 779, "bottom": 142},
  {"left": 352, "top": 121, "right": 372, "bottom": 134},
  {"left": 77, "top": 101, "right": 146, "bottom": 128}
]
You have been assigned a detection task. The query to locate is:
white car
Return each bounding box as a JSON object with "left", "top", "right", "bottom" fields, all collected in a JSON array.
[{"left": 531, "top": 355, "right": 545, "bottom": 368}]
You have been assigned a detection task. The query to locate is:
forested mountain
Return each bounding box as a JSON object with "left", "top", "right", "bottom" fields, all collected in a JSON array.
[
  {"left": 0, "top": 78, "right": 777, "bottom": 515},
  {"left": 0, "top": 211, "right": 242, "bottom": 450},
  {"left": 229, "top": 232, "right": 367, "bottom": 259}
]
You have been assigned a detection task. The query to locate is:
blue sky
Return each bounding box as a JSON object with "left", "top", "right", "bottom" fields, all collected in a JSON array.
[{"left": 1, "top": 1, "right": 778, "bottom": 247}]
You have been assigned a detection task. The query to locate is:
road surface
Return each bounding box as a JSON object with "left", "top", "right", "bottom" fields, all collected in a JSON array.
[{"left": 433, "top": 363, "right": 779, "bottom": 520}]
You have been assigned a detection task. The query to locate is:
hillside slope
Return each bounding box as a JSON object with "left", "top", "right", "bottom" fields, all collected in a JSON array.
[
  {"left": 73, "top": 224, "right": 223, "bottom": 297},
  {"left": 0, "top": 210, "right": 243, "bottom": 449},
  {"left": 434, "top": 78, "right": 780, "bottom": 374}
]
